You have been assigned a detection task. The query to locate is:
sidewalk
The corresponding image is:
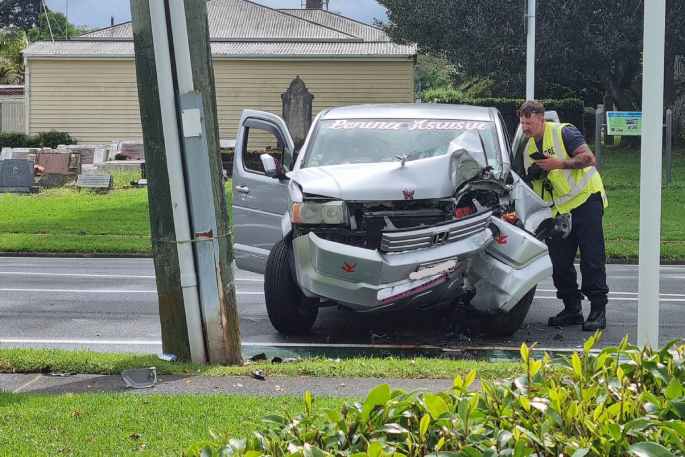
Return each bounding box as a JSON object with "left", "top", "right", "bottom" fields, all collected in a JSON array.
[{"left": 1, "top": 373, "right": 468, "bottom": 396}]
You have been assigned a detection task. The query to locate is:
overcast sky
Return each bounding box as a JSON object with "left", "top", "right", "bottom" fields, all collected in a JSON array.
[{"left": 44, "top": 0, "right": 389, "bottom": 29}]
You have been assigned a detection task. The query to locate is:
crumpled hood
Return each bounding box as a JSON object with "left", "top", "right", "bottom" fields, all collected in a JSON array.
[{"left": 289, "top": 153, "right": 459, "bottom": 201}]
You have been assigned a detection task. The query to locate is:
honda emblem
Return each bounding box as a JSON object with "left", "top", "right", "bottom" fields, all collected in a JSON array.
[
  {"left": 431, "top": 231, "right": 450, "bottom": 245},
  {"left": 402, "top": 189, "right": 415, "bottom": 201}
]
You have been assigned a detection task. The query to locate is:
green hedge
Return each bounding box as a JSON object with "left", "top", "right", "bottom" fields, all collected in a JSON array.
[
  {"left": 0, "top": 130, "right": 76, "bottom": 149},
  {"left": 421, "top": 88, "right": 585, "bottom": 138},
  {"left": 191, "top": 334, "right": 685, "bottom": 457}
]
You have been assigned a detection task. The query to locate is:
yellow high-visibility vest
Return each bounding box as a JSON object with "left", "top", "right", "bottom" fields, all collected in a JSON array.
[{"left": 523, "top": 122, "right": 608, "bottom": 215}]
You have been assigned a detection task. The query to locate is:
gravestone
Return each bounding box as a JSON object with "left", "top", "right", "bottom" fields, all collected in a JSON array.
[
  {"left": 0, "top": 159, "right": 34, "bottom": 193},
  {"left": 1, "top": 148, "right": 38, "bottom": 161},
  {"left": 73, "top": 147, "right": 95, "bottom": 165},
  {"left": 93, "top": 147, "right": 108, "bottom": 164},
  {"left": 76, "top": 174, "right": 113, "bottom": 191},
  {"left": 37, "top": 151, "right": 70, "bottom": 174},
  {"left": 281, "top": 76, "right": 314, "bottom": 151},
  {"left": 118, "top": 142, "right": 145, "bottom": 160}
]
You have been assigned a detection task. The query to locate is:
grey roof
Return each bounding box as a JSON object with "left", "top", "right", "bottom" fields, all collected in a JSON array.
[
  {"left": 279, "top": 9, "right": 390, "bottom": 42},
  {"left": 84, "top": 0, "right": 357, "bottom": 42},
  {"left": 322, "top": 104, "right": 496, "bottom": 121},
  {"left": 83, "top": 22, "right": 131, "bottom": 40},
  {"left": 23, "top": 40, "right": 415, "bottom": 59},
  {"left": 28, "top": 0, "right": 415, "bottom": 59}
]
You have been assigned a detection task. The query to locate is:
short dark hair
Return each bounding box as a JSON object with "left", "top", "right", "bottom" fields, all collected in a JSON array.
[{"left": 518, "top": 100, "right": 545, "bottom": 115}]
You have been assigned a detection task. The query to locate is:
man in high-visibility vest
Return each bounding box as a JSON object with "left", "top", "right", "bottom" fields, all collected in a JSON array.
[{"left": 519, "top": 100, "right": 609, "bottom": 331}]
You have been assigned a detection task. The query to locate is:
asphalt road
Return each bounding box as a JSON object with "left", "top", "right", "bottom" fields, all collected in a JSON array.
[{"left": 1, "top": 257, "right": 684, "bottom": 355}]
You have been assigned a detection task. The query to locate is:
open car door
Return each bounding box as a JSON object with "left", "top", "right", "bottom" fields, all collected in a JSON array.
[{"left": 232, "top": 110, "right": 295, "bottom": 274}]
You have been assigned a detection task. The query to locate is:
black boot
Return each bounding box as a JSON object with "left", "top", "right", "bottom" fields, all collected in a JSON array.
[
  {"left": 548, "top": 299, "right": 584, "bottom": 327},
  {"left": 582, "top": 306, "right": 606, "bottom": 331}
]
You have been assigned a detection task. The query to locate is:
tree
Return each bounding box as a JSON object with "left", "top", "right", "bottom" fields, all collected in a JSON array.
[
  {"left": 0, "top": 29, "right": 28, "bottom": 84},
  {"left": 378, "top": 0, "right": 685, "bottom": 109},
  {"left": 0, "top": 0, "right": 42, "bottom": 30},
  {"left": 27, "top": 11, "right": 87, "bottom": 41},
  {"left": 415, "top": 53, "right": 457, "bottom": 94},
  {"left": 379, "top": 0, "right": 524, "bottom": 97}
]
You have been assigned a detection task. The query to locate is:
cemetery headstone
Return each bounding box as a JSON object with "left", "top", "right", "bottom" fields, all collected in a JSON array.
[
  {"left": 76, "top": 174, "right": 113, "bottom": 191},
  {"left": 0, "top": 159, "right": 34, "bottom": 193},
  {"left": 282, "top": 76, "right": 314, "bottom": 151},
  {"left": 36, "top": 151, "right": 77, "bottom": 175}
]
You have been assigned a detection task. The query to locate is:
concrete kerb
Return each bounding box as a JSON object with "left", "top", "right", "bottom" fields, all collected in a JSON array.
[{"left": 0, "top": 373, "right": 464, "bottom": 397}]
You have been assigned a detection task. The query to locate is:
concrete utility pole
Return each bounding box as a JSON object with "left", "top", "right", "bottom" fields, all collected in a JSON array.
[
  {"left": 131, "top": 0, "right": 242, "bottom": 364},
  {"left": 638, "top": 0, "right": 666, "bottom": 348},
  {"left": 525, "top": 0, "right": 536, "bottom": 100}
]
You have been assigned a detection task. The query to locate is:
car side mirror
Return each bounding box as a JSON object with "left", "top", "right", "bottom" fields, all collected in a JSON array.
[{"left": 260, "top": 153, "right": 286, "bottom": 179}]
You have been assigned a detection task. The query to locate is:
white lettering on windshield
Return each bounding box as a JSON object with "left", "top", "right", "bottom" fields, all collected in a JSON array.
[{"left": 328, "top": 119, "right": 490, "bottom": 131}]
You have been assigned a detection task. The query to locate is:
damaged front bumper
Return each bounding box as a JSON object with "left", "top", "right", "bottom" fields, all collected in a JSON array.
[
  {"left": 292, "top": 209, "right": 554, "bottom": 314},
  {"left": 292, "top": 212, "right": 495, "bottom": 312}
]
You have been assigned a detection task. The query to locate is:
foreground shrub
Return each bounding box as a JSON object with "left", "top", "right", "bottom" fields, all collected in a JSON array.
[
  {"left": 190, "top": 334, "right": 685, "bottom": 457},
  {"left": 0, "top": 130, "right": 76, "bottom": 149}
]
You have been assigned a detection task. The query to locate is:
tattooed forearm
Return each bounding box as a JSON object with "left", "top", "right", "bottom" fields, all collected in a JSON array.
[{"left": 563, "top": 145, "right": 596, "bottom": 169}]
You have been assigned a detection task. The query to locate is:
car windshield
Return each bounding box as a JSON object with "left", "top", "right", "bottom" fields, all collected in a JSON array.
[{"left": 303, "top": 118, "right": 502, "bottom": 172}]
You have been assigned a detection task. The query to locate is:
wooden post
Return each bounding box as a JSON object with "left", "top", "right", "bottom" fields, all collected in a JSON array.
[{"left": 130, "top": 0, "right": 192, "bottom": 361}]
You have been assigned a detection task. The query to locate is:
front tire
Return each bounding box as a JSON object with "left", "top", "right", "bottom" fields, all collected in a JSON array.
[
  {"left": 481, "top": 287, "right": 536, "bottom": 337},
  {"left": 264, "top": 238, "right": 318, "bottom": 335}
]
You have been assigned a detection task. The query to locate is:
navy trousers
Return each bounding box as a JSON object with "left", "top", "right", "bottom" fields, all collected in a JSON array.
[{"left": 546, "top": 192, "right": 609, "bottom": 309}]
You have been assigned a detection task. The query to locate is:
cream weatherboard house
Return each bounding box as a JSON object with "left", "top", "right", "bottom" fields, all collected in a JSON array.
[{"left": 21, "top": 0, "right": 417, "bottom": 144}]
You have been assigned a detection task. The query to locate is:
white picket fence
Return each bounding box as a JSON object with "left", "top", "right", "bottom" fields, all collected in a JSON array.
[{"left": 0, "top": 99, "right": 25, "bottom": 133}]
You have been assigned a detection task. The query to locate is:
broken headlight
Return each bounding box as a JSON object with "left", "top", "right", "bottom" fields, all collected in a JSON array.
[{"left": 291, "top": 201, "right": 348, "bottom": 225}]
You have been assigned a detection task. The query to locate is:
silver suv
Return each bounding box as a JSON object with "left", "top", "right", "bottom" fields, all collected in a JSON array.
[{"left": 232, "top": 104, "right": 555, "bottom": 336}]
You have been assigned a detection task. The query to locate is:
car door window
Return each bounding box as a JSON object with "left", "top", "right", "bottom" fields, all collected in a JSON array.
[
  {"left": 241, "top": 126, "right": 287, "bottom": 175},
  {"left": 242, "top": 120, "right": 292, "bottom": 174}
]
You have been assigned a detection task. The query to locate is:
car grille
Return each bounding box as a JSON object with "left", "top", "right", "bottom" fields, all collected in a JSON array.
[{"left": 380, "top": 210, "right": 493, "bottom": 253}]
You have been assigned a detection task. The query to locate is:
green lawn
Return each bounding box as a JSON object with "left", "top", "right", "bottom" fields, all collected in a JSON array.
[
  {"left": 0, "top": 392, "right": 345, "bottom": 456},
  {"left": 0, "top": 348, "right": 521, "bottom": 380},
  {"left": 0, "top": 150, "right": 683, "bottom": 260},
  {"left": 601, "top": 147, "right": 685, "bottom": 261}
]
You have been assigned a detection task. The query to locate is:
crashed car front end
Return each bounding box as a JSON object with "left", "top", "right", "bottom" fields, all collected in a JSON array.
[{"left": 285, "top": 118, "right": 554, "bottom": 314}]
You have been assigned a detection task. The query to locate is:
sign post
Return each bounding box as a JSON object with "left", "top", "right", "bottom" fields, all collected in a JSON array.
[
  {"left": 525, "top": 0, "right": 536, "bottom": 100},
  {"left": 638, "top": 0, "right": 666, "bottom": 349}
]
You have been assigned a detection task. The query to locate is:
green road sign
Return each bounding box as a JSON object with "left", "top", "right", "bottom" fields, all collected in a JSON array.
[{"left": 606, "top": 111, "right": 642, "bottom": 136}]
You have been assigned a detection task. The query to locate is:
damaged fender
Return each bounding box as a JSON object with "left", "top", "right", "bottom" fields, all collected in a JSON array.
[{"left": 467, "top": 216, "right": 552, "bottom": 313}]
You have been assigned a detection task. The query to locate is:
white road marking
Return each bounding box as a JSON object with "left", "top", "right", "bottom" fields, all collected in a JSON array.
[
  {"left": 12, "top": 374, "right": 43, "bottom": 394},
  {"left": 1, "top": 286, "right": 683, "bottom": 301},
  {"left": 0, "top": 338, "right": 161, "bottom": 346},
  {"left": 0, "top": 272, "right": 156, "bottom": 279},
  {"left": 0, "top": 288, "right": 263, "bottom": 295},
  {"left": 0, "top": 338, "right": 605, "bottom": 354},
  {"left": 0, "top": 288, "right": 157, "bottom": 294},
  {"left": 0, "top": 271, "right": 262, "bottom": 282},
  {"left": 538, "top": 288, "right": 685, "bottom": 298},
  {"left": 535, "top": 295, "right": 685, "bottom": 303}
]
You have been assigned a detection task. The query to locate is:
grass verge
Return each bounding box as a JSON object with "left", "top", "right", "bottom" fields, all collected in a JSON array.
[
  {"left": 602, "top": 146, "right": 685, "bottom": 261},
  {"left": 1, "top": 149, "right": 683, "bottom": 260},
  {"left": 0, "top": 348, "right": 521, "bottom": 380},
  {"left": 0, "top": 392, "right": 345, "bottom": 456}
]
